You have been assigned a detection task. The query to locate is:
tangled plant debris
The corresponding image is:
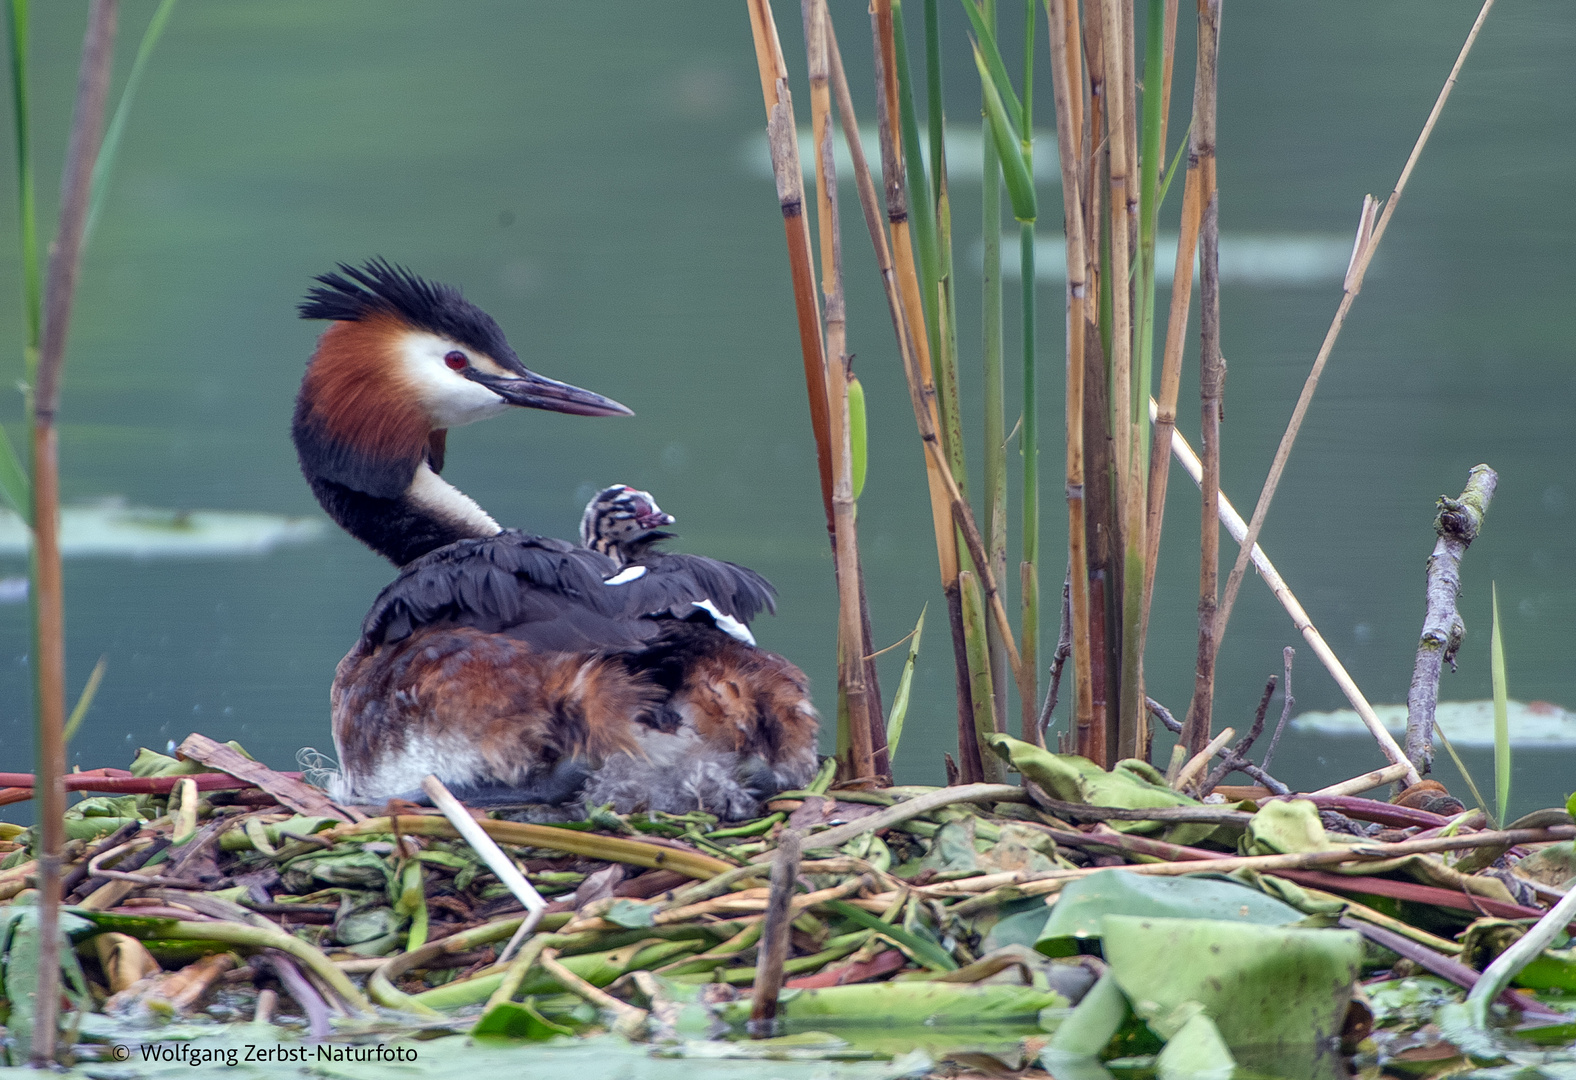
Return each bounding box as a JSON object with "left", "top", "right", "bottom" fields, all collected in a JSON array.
[{"left": 2, "top": 732, "right": 1574, "bottom": 1077}]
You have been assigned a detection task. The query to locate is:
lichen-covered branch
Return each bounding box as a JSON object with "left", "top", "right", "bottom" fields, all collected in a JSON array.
[{"left": 1404, "top": 464, "right": 1497, "bottom": 772}]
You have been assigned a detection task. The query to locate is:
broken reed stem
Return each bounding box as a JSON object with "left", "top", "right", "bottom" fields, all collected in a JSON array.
[
  {"left": 1046, "top": 0, "right": 1095, "bottom": 755},
  {"left": 1181, "top": 0, "right": 1221, "bottom": 757},
  {"left": 30, "top": 1, "right": 117, "bottom": 1064},
  {"left": 1153, "top": 398, "right": 1421, "bottom": 785},
  {"left": 1213, "top": 0, "right": 1499, "bottom": 650},
  {"left": 802, "top": 0, "right": 881, "bottom": 784},
  {"left": 1173, "top": 726, "right": 1233, "bottom": 793},
  {"left": 746, "top": 0, "right": 836, "bottom": 535},
  {"left": 747, "top": 828, "right": 801, "bottom": 1036},
  {"left": 1403, "top": 464, "right": 1497, "bottom": 773}
]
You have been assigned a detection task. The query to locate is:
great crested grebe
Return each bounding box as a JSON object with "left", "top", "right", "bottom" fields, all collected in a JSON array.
[
  {"left": 573, "top": 485, "right": 818, "bottom": 814},
  {"left": 294, "top": 260, "right": 818, "bottom": 816}
]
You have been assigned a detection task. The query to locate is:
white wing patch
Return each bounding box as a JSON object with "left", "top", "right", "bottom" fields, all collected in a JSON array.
[
  {"left": 692, "top": 599, "right": 756, "bottom": 646},
  {"left": 604, "top": 565, "right": 647, "bottom": 585}
]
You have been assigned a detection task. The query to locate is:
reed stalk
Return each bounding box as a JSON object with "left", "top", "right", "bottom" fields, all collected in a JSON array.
[
  {"left": 745, "top": 0, "right": 835, "bottom": 534},
  {"left": 1212, "top": 0, "right": 1498, "bottom": 652},
  {"left": 1096, "top": 0, "right": 1142, "bottom": 758},
  {"left": 1180, "top": 0, "right": 1221, "bottom": 756},
  {"left": 1142, "top": 87, "right": 1205, "bottom": 631},
  {"left": 892, "top": 0, "right": 1002, "bottom": 777},
  {"left": 979, "top": 0, "right": 1009, "bottom": 737},
  {"left": 1045, "top": 0, "right": 1094, "bottom": 753},
  {"left": 802, "top": 0, "right": 886, "bottom": 782},
  {"left": 1115, "top": 0, "right": 1168, "bottom": 761},
  {"left": 1017, "top": 0, "right": 1039, "bottom": 743},
  {"left": 30, "top": 4, "right": 117, "bottom": 1061},
  {"left": 878, "top": 4, "right": 969, "bottom": 773},
  {"left": 750, "top": 0, "right": 887, "bottom": 781}
]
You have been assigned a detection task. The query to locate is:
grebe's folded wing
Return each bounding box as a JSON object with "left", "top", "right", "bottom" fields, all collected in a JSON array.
[
  {"left": 361, "top": 530, "right": 628, "bottom": 646},
  {"left": 605, "top": 552, "right": 777, "bottom": 626}
]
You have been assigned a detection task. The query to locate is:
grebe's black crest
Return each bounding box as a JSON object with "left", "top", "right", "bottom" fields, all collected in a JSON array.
[{"left": 299, "top": 258, "right": 517, "bottom": 369}]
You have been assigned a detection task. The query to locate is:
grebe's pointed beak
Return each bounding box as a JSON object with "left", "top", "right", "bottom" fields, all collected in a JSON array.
[{"left": 471, "top": 369, "right": 634, "bottom": 417}]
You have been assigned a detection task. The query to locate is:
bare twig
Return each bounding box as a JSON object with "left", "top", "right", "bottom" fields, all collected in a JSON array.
[
  {"left": 1214, "top": 0, "right": 1500, "bottom": 648},
  {"left": 1037, "top": 570, "right": 1074, "bottom": 744},
  {"left": 1200, "top": 675, "right": 1275, "bottom": 795},
  {"left": 1404, "top": 465, "right": 1497, "bottom": 773},
  {"left": 1261, "top": 646, "right": 1296, "bottom": 774}
]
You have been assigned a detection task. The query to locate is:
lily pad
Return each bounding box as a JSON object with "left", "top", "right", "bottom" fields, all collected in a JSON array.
[
  {"left": 1036, "top": 869, "right": 1304, "bottom": 957},
  {"left": 1294, "top": 699, "right": 1576, "bottom": 747},
  {"left": 1100, "top": 915, "right": 1362, "bottom": 1074}
]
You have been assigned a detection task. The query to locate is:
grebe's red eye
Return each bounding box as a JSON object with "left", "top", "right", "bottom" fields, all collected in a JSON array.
[{"left": 444, "top": 351, "right": 468, "bottom": 370}]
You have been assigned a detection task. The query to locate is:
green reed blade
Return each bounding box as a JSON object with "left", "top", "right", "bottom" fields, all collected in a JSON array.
[
  {"left": 885, "top": 605, "right": 928, "bottom": 760},
  {"left": 85, "top": 0, "right": 180, "bottom": 246},
  {"left": 0, "top": 429, "right": 28, "bottom": 520},
  {"left": 972, "top": 42, "right": 1036, "bottom": 222},
  {"left": 959, "top": 0, "right": 1022, "bottom": 134},
  {"left": 61, "top": 653, "right": 107, "bottom": 744},
  {"left": 6, "top": 0, "right": 39, "bottom": 356},
  {"left": 1491, "top": 581, "right": 1510, "bottom": 828}
]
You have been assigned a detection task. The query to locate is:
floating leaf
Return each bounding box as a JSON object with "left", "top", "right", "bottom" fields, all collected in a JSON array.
[
  {"left": 1100, "top": 915, "right": 1362, "bottom": 1066},
  {"left": 1036, "top": 870, "right": 1303, "bottom": 958}
]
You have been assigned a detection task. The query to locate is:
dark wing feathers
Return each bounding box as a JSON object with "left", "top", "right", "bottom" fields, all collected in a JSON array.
[
  {"left": 362, "top": 531, "right": 622, "bottom": 646},
  {"left": 360, "top": 531, "right": 780, "bottom": 654},
  {"left": 612, "top": 552, "right": 777, "bottom": 624}
]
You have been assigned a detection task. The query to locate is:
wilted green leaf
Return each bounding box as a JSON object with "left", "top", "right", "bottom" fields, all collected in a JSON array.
[
  {"left": 1100, "top": 915, "right": 1362, "bottom": 1064},
  {"left": 472, "top": 998, "right": 576, "bottom": 1041},
  {"left": 986, "top": 735, "right": 1197, "bottom": 831},
  {"left": 1155, "top": 1008, "right": 1235, "bottom": 1080},
  {"left": 1036, "top": 870, "right": 1303, "bottom": 958},
  {"left": 605, "top": 898, "right": 657, "bottom": 929},
  {"left": 1243, "top": 800, "right": 1331, "bottom": 856},
  {"left": 1045, "top": 969, "right": 1129, "bottom": 1057}
]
